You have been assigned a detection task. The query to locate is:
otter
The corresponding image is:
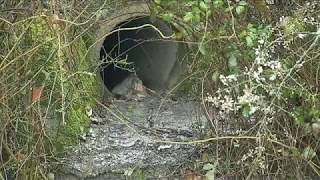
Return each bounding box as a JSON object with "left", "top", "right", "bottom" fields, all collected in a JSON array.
[{"left": 111, "top": 73, "right": 146, "bottom": 100}]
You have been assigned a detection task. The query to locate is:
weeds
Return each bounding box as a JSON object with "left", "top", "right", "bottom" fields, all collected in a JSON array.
[
  {"left": 153, "top": 0, "right": 320, "bottom": 178},
  {"left": 1, "top": 0, "right": 320, "bottom": 179},
  {"left": 0, "top": 1, "right": 101, "bottom": 179}
]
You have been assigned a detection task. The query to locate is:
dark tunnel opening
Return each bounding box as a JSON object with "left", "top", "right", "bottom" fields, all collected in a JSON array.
[{"left": 99, "top": 16, "right": 186, "bottom": 93}]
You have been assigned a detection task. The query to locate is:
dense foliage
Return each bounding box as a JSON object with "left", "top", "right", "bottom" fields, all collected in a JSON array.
[
  {"left": 0, "top": 0, "right": 319, "bottom": 179},
  {"left": 152, "top": 0, "right": 320, "bottom": 178}
]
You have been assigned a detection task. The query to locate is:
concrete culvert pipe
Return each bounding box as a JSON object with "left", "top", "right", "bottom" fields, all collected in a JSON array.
[{"left": 87, "top": 3, "right": 187, "bottom": 97}]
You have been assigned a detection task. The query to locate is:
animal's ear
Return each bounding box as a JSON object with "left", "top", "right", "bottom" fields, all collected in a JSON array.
[
  {"left": 133, "top": 72, "right": 139, "bottom": 78},
  {"left": 127, "top": 73, "right": 136, "bottom": 79},
  {"left": 134, "top": 82, "right": 145, "bottom": 93}
]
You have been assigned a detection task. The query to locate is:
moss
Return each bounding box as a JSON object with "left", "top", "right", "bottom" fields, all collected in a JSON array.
[
  {"left": 54, "top": 38, "right": 99, "bottom": 148},
  {"left": 29, "top": 16, "right": 99, "bottom": 150},
  {"left": 55, "top": 108, "right": 90, "bottom": 149}
]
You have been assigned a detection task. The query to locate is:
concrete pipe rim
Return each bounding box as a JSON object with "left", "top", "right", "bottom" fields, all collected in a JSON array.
[{"left": 87, "top": 2, "right": 187, "bottom": 98}]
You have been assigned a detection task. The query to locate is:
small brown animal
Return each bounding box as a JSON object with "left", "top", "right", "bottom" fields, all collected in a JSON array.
[{"left": 111, "top": 73, "right": 146, "bottom": 100}]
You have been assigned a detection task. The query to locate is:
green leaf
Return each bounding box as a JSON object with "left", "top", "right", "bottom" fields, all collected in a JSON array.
[
  {"left": 205, "top": 170, "right": 216, "bottom": 180},
  {"left": 224, "top": 6, "right": 234, "bottom": 12},
  {"left": 245, "top": 36, "right": 254, "bottom": 47},
  {"left": 213, "top": 0, "right": 224, "bottom": 8},
  {"left": 193, "top": 13, "right": 201, "bottom": 23},
  {"left": 238, "top": 0, "right": 247, "bottom": 6},
  {"left": 167, "top": 1, "right": 178, "bottom": 7},
  {"left": 200, "top": 1, "right": 209, "bottom": 11},
  {"left": 162, "top": 13, "right": 174, "bottom": 22},
  {"left": 293, "top": 107, "right": 306, "bottom": 125},
  {"left": 228, "top": 54, "right": 240, "bottom": 74},
  {"left": 154, "top": 0, "right": 161, "bottom": 4},
  {"left": 242, "top": 105, "right": 251, "bottom": 118},
  {"left": 302, "top": 146, "right": 316, "bottom": 160},
  {"left": 211, "top": 71, "right": 219, "bottom": 82},
  {"left": 199, "top": 41, "right": 207, "bottom": 55},
  {"left": 228, "top": 54, "right": 238, "bottom": 68},
  {"left": 204, "top": 162, "right": 218, "bottom": 180},
  {"left": 239, "top": 30, "right": 247, "bottom": 38},
  {"left": 183, "top": 12, "right": 193, "bottom": 22},
  {"left": 203, "top": 163, "right": 214, "bottom": 170},
  {"left": 236, "top": 5, "right": 245, "bottom": 15},
  {"left": 207, "top": 9, "right": 212, "bottom": 16},
  {"left": 192, "top": 6, "right": 201, "bottom": 14}
]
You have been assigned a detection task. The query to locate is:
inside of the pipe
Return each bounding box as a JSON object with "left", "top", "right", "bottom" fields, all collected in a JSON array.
[{"left": 99, "top": 16, "right": 181, "bottom": 92}]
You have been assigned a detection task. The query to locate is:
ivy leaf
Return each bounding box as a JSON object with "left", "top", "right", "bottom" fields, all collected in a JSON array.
[
  {"left": 192, "top": 6, "right": 201, "bottom": 14},
  {"left": 236, "top": 5, "right": 245, "bottom": 15},
  {"left": 199, "top": 1, "right": 209, "bottom": 11},
  {"left": 162, "top": 13, "right": 174, "bottom": 22},
  {"left": 213, "top": 0, "right": 224, "bottom": 8},
  {"left": 238, "top": 0, "right": 247, "bottom": 6},
  {"left": 193, "top": 13, "right": 201, "bottom": 23},
  {"left": 245, "top": 36, "right": 254, "bottom": 47},
  {"left": 191, "top": 7, "right": 202, "bottom": 23},
  {"left": 207, "top": 9, "right": 212, "bottom": 16},
  {"left": 183, "top": 12, "right": 193, "bottom": 22}
]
